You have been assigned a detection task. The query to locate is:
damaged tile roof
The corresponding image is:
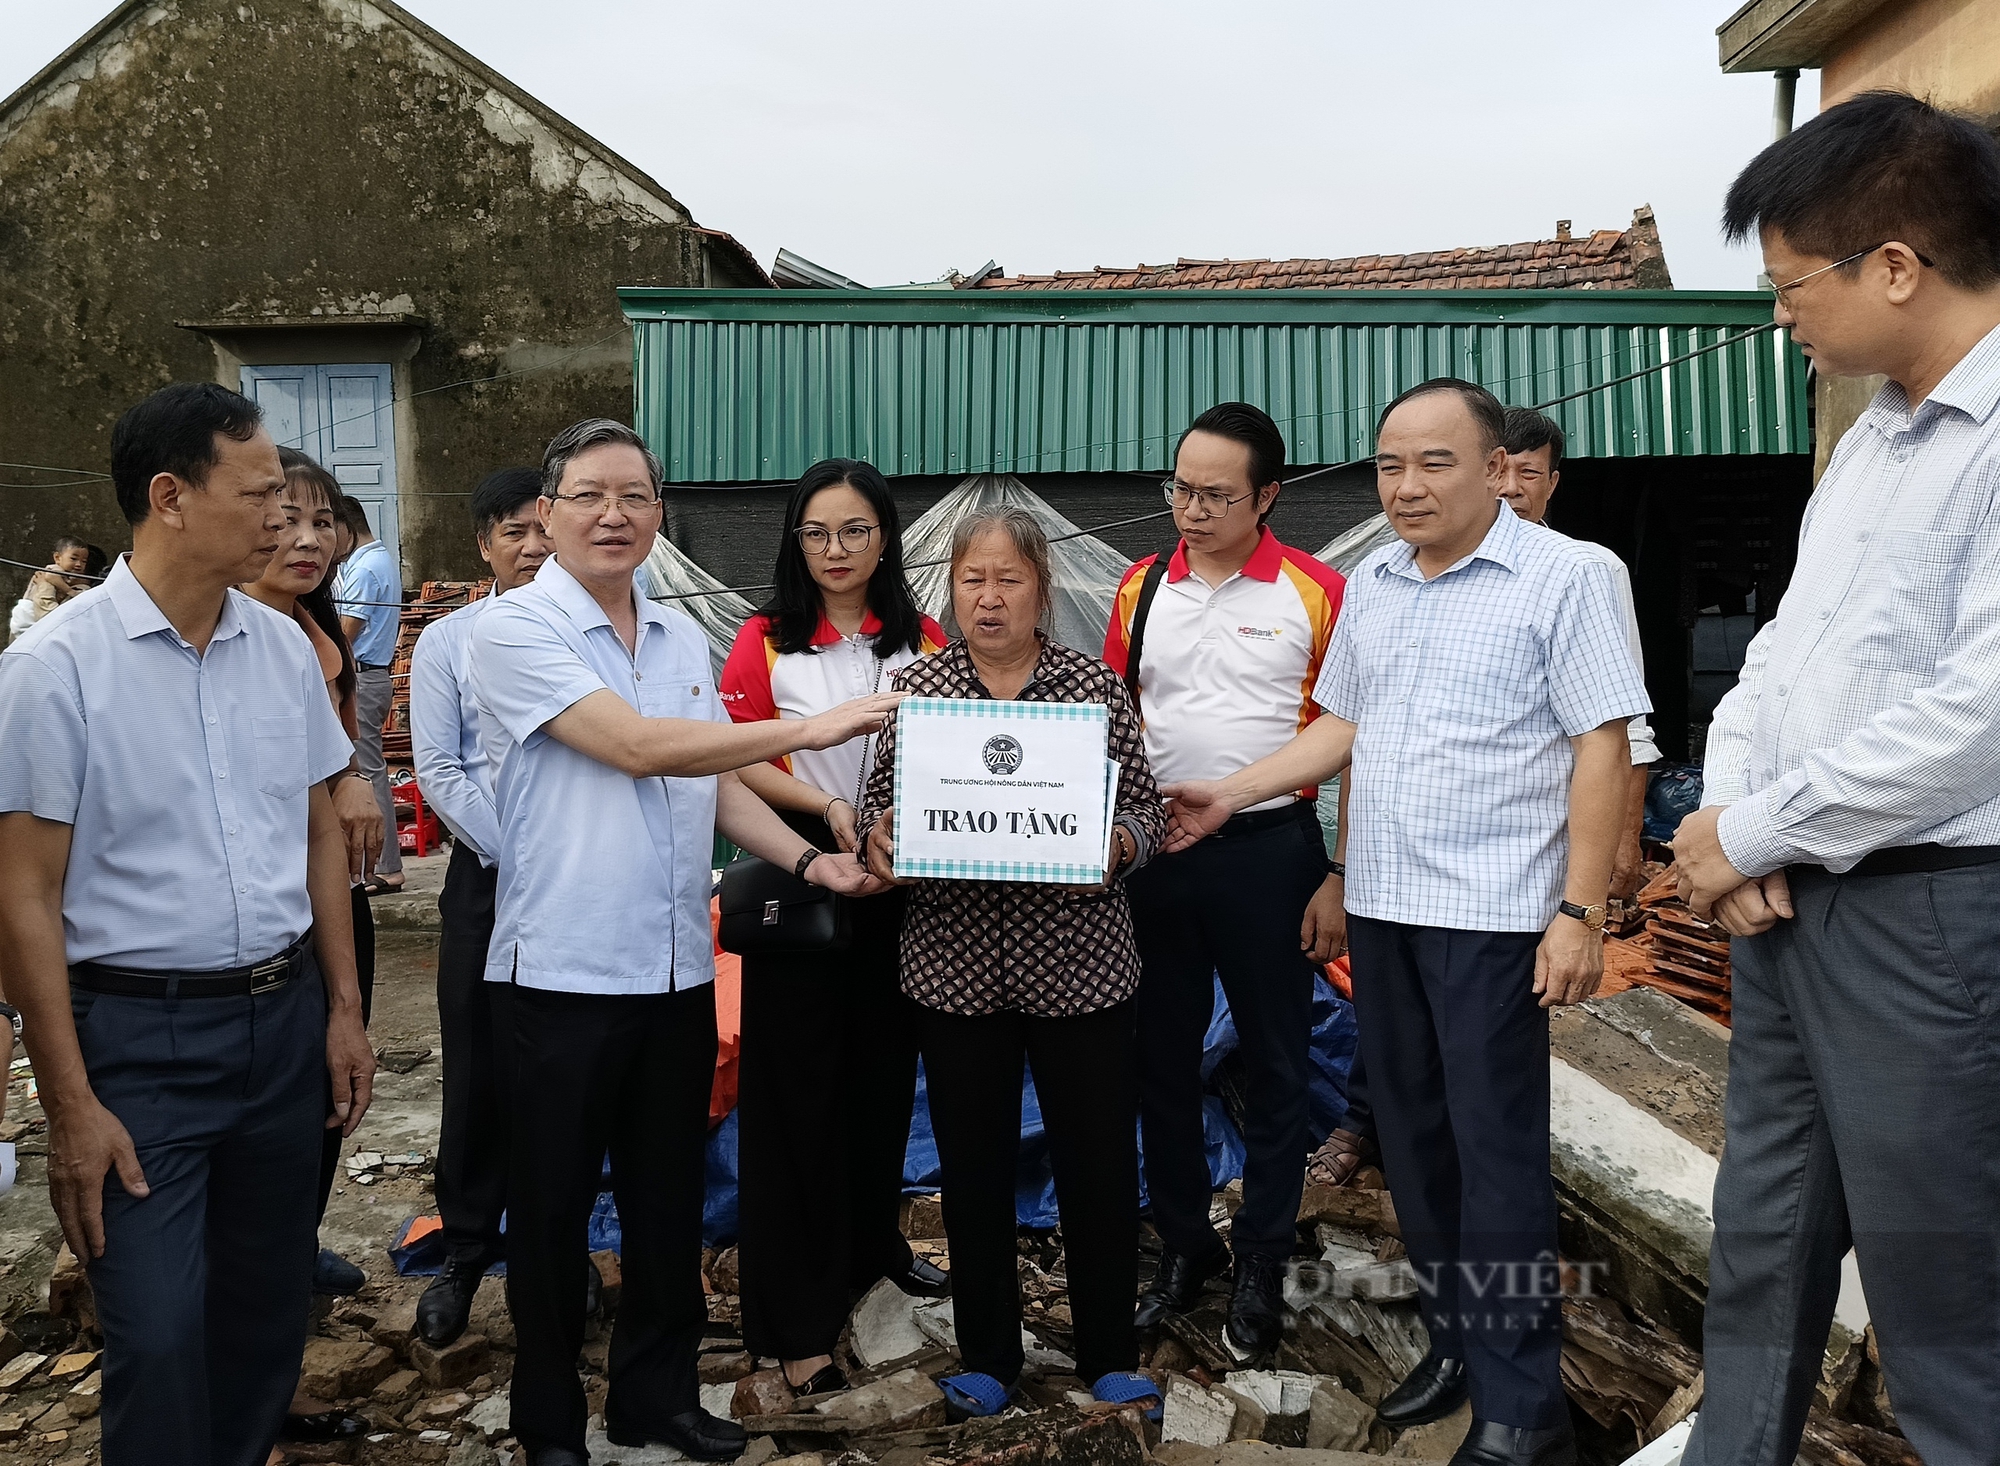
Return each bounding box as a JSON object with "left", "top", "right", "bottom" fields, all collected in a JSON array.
[{"left": 972, "top": 206, "right": 1671, "bottom": 292}]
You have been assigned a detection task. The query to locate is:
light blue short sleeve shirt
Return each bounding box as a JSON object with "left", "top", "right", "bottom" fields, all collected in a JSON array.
[
  {"left": 334, "top": 539, "right": 402, "bottom": 666},
  {"left": 1315, "top": 505, "right": 1650, "bottom": 932},
  {"left": 470, "top": 557, "right": 723, "bottom": 995},
  {"left": 0, "top": 557, "right": 353, "bottom": 968},
  {"left": 410, "top": 599, "right": 500, "bottom": 866}
]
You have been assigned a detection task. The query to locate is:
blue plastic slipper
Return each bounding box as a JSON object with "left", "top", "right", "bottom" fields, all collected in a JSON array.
[
  {"left": 1092, "top": 1371, "right": 1163, "bottom": 1422},
  {"left": 939, "top": 1371, "right": 1013, "bottom": 1420}
]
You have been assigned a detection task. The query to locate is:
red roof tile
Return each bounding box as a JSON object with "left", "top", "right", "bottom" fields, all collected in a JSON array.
[{"left": 972, "top": 208, "right": 1670, "bottom": 293}]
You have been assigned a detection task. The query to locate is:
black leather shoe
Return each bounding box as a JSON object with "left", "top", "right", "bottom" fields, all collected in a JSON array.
[
  {"left": 1134, "top": 1244, "right": 1230, "bottom": 1329},
  {"left": 604, "top": 1406, "right": 749, "bottom": 1461},
  {"left": 890, "top": 1253, "right": 951, "bottom": 1297},
  {"left": 523, "top": 1448, "right": 589, "bottom": 1466},
  {"left": 280, "top": 1408, "right": 369, "bottom": 1443},
  {"left": 791, "top": 1363, "right": 847, "bottom": 1398},
  {"left": 1222, "top": 1252, "right": 1287, "bottom": 1361},
  {"left": 311, "top": 1247, "right": 366, "bottom": 1296},
  {"left": 1377, "top": 1350, "right": 1470, "bottom": 1428},
  {"left": 416, "top": 1254, "right": 487, "bottom": 1346},
  {"left": 1447, "top": 1418, "right": 1577, "bottom": 1466}
]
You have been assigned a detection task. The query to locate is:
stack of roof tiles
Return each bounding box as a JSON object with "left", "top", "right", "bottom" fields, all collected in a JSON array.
[{"left": 973, "top": 206, "right": 1670, "bottom": 293}]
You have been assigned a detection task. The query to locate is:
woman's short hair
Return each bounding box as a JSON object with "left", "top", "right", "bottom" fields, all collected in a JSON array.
[{"left": 949, "top": 506, "right": 1054, "bottom": 626}]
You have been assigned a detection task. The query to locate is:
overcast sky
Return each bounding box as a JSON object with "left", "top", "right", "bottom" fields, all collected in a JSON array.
[{"left": 8, "top": 1, "right": 1814, "bottom": 291}]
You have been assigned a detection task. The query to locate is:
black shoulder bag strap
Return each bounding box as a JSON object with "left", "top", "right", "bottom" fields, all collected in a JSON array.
[{"left": 1122, "top": 554, "right": 1172, "bottom": 711}]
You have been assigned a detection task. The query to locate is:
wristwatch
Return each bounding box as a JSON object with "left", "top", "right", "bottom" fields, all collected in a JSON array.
[
  {"left": 1559, "top": 899, "right": 1608, "bottom": 932},
  {"left": 794, "top": 847, "right": 824, "bottom": 880}
]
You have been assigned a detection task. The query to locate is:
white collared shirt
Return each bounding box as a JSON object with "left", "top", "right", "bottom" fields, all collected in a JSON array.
[
  {"left": 470, "top": 556, "right": 724, "bottom": 994},
  {"left": 0, "top": 557, "right": 352, "bottom": 968},
  {"left": 1707, "top": 321, "right": 2000, "bottom": 874},
  {"left": 410, "top": 596, "right": 499, "bottom": 866},
  {"left": 719, "top": 609, "right": 946, "bottom": 803},
  {"left": 1315, "top": 504, "right": 1650, "bottom": 932},
  {"left": 1105, "top": 527, "right": 1347, "bottom": 812}
]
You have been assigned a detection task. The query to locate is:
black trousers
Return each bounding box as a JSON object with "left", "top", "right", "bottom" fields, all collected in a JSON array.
[
  {"left": 505, "top": 983, "right": 716, "bottom": 1455},
  {"left": 1338, "top": 1051, "right": 1375, "bottom": 1142},
  {"left": 435, "top": 841, "right": 511, "bottom": 1263},
  {"left": 920, "top": 1000, "right": 1139, "bottom": 1387},
  {"left": 1345, "top": 915, "right": 1562, "bottom": 1429},
  {"left": 737, "top": 887, "right": 918, "bottom": 1360},
  {"left": 1129, "top": 805, "right": 1322, "bottom": 1261},
  {"left": 315, "top": 884, "right": 376, "bottom": 1222},
  {"left": 79, "top": 956, "right": 327, "bottom": 1466},
  {"left": 1685, "top": 865, "right": 2000, "bottom": 1466}
]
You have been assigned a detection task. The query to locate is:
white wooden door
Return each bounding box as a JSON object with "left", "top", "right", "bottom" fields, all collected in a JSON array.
[{"left": 240, "top": 362, "right": 400, "bottom": 567}]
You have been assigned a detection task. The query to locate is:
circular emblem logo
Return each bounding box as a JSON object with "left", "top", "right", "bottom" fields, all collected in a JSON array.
[{"left": 981, "top": 734, "right": 1024, "bottom": 776}]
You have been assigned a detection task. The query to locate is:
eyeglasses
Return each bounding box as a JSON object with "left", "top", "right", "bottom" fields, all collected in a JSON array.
[
  {"left": 794, "top": 524, "right": 880, "bottom": 555},
  {"left": 1770, "top": 243, "right": 1933, "bottom": 309},
  {"left": 548, "top": 490, "right": 662, "bottom": 514},
  {"left": 1162, "top": 480, "right": 1254, "bottom": 515}
]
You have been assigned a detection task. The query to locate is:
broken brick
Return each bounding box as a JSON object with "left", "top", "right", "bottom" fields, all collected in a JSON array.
[
  {"left": 731, "top": 1368, "right": 796, "bottom": 1419},
  {"left": 410, "top": 1333, "right": 489, "bottom": 1389}
]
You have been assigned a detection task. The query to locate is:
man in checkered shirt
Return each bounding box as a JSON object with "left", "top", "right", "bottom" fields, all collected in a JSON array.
[
  {"left": 1165, "top": 378, "right": 1647, "bottom": 1466},
  {"left": 1672, "top": 92, "right": 2000, "bottom": 1466}
]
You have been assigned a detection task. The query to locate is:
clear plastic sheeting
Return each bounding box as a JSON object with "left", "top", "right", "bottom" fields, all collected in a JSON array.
[
  {"left": 902, "top": 475, "right": 1134, "bottom": 655},
  {"left": 637, "top": 532, "right": 757, "bottom": 680},
  {"left": 1316, "top": 512, "right": 1399, "bottom": 576}
]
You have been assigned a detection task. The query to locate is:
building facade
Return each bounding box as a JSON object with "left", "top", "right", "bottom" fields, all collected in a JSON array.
[{"left": 0, "top": 0, "right": 766, "bottom": 595}]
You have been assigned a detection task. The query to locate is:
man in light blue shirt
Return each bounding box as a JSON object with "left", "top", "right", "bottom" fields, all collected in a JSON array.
[
  {"left": 335, "top": 501, "right": 405, "bottom": 888},
  {"left": 1163, "top": 380, "right": 1646, "bottom": 1466},
  {"left": 408, "top": 466, "right": 550, "bottom": 1346},
  {"left": 468, "top": 420, "right": 897, "bottom": 1466},
  {"left": 0, "top": 383, "right": 374, "bottom": 1466}
]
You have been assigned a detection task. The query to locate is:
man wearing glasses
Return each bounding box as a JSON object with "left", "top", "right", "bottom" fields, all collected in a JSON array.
[
  {"left": 468, "top": 420, "right": 898, "bottom": 1466},
  {"left": 1672, "top": 93, "right": 2000, "bottom": 1466},
  {"left": 1103, "top": 401, "right": 1347, "bottom": 1361}
]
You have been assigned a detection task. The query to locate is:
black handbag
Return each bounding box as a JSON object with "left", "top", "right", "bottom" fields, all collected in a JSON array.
[
  {"left": 717, "top": 853, "right": 852, "bottom": 955},
  {"left": 715, "top": 653, "right": 882, "bottom": 958}
]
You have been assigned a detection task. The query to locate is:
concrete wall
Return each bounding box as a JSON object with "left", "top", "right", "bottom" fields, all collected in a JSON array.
[
  {"left": 1819, "top": 0, "right": 2000, "bottom": 115},
  {"left": 0, "top": 0, "right": 761, "bottom": 601}
]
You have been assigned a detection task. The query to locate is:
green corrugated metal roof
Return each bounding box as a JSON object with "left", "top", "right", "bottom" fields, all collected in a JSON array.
[{"left": 618, "top": 288, "right": 1808, "bottom": 484}]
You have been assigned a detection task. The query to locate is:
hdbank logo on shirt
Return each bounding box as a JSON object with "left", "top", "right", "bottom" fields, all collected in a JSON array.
[{"left": 1236, "top": 624, "right": 1283, "bottom": 641}]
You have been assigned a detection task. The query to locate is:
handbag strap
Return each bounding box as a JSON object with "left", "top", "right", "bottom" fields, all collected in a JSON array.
[{"left": 1122, "top": 554, "right": 1172, "bottom": 712}]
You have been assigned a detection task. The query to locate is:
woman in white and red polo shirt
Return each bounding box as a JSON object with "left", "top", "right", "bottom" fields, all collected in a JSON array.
[{"left": 720, "top": 459, "right": 947, "bottom": 1397}]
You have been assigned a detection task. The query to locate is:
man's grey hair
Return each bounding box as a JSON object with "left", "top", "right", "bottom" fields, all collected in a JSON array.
[
  {"left": 541, "top": 418, "right": 664, "bottom": 498},
  {"left": 948, "top": 505, "right": 1055, "bottom": 625}
]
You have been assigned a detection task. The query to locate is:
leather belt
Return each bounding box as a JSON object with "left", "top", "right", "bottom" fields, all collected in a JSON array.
[
  {"left": 71, "top": 931, "right": 313, "bottom": 998},
  {"left": 1214, "top": 799, "right": 1318, "bottom": 840},
  {"left": 1805, "top": 843, "right": 2000, "bottom": 880}
]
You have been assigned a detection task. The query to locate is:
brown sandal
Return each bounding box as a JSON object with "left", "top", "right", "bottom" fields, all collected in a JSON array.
[{"left": 1305, "top": 1128, "right": 1377, "bottom": 1189}]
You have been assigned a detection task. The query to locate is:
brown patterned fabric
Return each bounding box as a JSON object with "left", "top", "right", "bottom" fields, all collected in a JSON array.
[{"left": 857, "top": 637, "right": 1167, "bottom": 1018}]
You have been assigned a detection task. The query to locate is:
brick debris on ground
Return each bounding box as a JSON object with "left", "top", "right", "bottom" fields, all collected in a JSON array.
[{"left": 0, "top": 852, "right": 1922, "bottom": 1466}]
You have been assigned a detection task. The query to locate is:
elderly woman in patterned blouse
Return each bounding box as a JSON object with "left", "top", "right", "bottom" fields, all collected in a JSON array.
[{"left": 859, "top": 505, "right": 1168, "bottom": 1422}]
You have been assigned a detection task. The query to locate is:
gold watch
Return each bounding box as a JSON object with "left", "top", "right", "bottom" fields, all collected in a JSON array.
[{"left": 1558, "top": 899, "right": 1607, "bottom": 932}]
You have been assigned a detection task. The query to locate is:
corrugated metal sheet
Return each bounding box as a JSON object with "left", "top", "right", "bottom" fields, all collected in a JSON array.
[{"left": 619, "top": 289, "right": 1809, "bottom": 484}]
